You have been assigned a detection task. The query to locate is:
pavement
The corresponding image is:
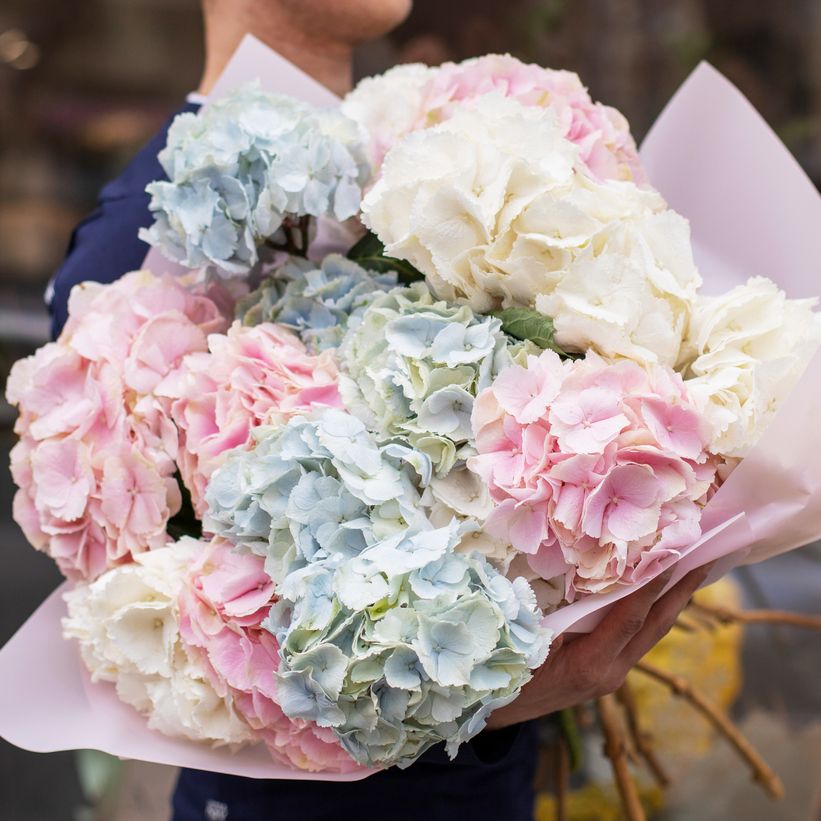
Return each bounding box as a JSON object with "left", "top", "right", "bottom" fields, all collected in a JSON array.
[{"left": 662, "top": 712, "right": 821, "bottom": 821}]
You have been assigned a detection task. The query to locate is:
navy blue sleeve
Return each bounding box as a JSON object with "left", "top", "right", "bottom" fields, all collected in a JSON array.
[
  {"left": 47, "top": 103, "right": 199, "bottom": 340},
  {"left": 172, "top": 721, "right": 540, "bottom": 821}
]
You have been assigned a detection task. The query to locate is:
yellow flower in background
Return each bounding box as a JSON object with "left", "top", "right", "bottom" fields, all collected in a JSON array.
[{"left": 535, "top": 576, "right": 744, "bottom": 820}]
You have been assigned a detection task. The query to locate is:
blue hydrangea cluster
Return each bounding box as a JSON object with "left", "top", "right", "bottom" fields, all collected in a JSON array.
[
  {"left": 140, "top": 84, "right": 370, "bottom": 275},
  {"left": 265, "top": 534, "right": 552, "bottom": 769},
  {"left": 235, "top": 254, "right": 398, "bottom": 351},
  {"left": 203, "top": 409, "right": 552, "bottom": 768},
  {"left": 339, "top": 282, "right": 533, "bottom": 476},
  {"left": 204, "top": 409, "right": 432, "bottom": 584}
]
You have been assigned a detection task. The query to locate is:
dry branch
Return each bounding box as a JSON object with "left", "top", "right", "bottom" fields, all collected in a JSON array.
[
  {"left": 616, "top": 680, "right": 671, "bottom": 788},
  {"left": 688, "top": 601, "right": 821, "bottom": 632},
  {"left": 634, "top": 661, "right": 784, "bottom": 800},
  {"left": 597, "top": 693, "right": 646, "bottom": 821}
]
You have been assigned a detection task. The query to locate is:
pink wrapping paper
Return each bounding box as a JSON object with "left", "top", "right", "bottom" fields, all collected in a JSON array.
[
  {"left": 0, "top": 586, "right": 371, "bottom": 779},
  {"left": 2, "top": 44, "right": 820, "bottom": 773},
  {"left": 640, "top": 62, "right": 821, "bottom": 299}
]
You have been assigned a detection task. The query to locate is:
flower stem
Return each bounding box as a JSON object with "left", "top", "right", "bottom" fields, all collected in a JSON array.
[
  {"left": 688, "top": 601, "right": 821, "bottom": 631},
  {"left": 616, "top": 680, "right": 671, "bottom": 788}
]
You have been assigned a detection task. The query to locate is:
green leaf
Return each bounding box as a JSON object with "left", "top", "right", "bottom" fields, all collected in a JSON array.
[
  {"left": 347, "top": 229, "right": 385, "bottom": 261},
  {"left": 347, "top": 230, "right": 425, "bottom": 285},
  {"left": 491, "top": 306, "right": 572, "bottom": 357}
]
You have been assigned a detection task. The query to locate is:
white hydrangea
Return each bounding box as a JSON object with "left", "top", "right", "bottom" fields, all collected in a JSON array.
[
  {"left": 341, "top": 63, "right": 435, "bottom": 172},
  {"left": 361, "top": 93, "right": 701, "bottom": 366},
  {"left": 63, "top": 538, "right": 254, "bottom": 746},
  {"left": 679, "top": 276, "right": 821, "bottom": 457}
]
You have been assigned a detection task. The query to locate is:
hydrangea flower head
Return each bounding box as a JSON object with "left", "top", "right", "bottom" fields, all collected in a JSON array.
[
  {"left": 236, "top": 253, "right": 397, "bottom": 351},
  {"left": 203, "top": 409, "right": 431, "bottom": 584},
  {"left": 678, "top": 276, "right": 821, "bottom": 457},
  {"left": 177, "top": 537, "right": 359, "bottom": 772},
  {"left": 469, "top": 350, "right": 717, "bottom": 599},
  {"left": 361, "top": 94, "right": 700, "bottom": 367},
  {"left": 6, "top": 271, "right": 228, "bottom": 580},
  {"left": 341, "top": 63, "right": 436, "bottom": 173},
  {"left": 168, "top": 320, "right": 342, "bottom": 514},
  {"left": 140, "top": 83, "right": 370, "bottom": 275},
  {"left": 343, "top": 54, "right": 644, "bottom": 183},
  {"left": 265, "top": 524, "right": 552, "bottom": 768},
  {"left": 63, "top": 538, "right": 255, "bottom": 745},
  {"left": 339, "top": 281, "right": 530, "bottom": 475}
]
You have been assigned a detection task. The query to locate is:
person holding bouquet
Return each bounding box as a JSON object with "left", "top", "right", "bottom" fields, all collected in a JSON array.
[{"left": 45, "top": 1, "right": 714, "bottom": 818}]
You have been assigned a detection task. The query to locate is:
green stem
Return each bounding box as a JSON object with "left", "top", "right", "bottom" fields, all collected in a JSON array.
[{"left": 558, "top": 708, "right": 584, "bottom": 772}]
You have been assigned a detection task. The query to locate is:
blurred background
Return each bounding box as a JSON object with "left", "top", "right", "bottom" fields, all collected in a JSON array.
[{"left": 1, "top": 0, "right": 820, "bottom": 818}]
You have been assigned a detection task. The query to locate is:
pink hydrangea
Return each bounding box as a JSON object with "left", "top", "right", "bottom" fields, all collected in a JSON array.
[
  {"left": 6, "top": 271, "right": 229, "bottom": 580},
  {"left": 169, "top": 321, "right": 342, "bottom": 514},
  {"left": 427, "top": 56, "right": 645, "bottom": 183},
  {"left": 178, "top": 538, "right": 359, "bottom": 772},
  {"left": 365, "top": 54, "right": 644, "bottom": 184},
  {"left": 468, "top": 351, "right": 717, "bottom": 599}
]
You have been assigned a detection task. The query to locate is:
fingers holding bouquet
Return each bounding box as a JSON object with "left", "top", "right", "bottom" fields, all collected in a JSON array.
[{"left": 486, "top": 562, "right": 716, "bottom": 729}]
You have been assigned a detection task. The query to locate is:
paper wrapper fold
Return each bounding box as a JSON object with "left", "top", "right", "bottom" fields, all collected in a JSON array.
[
  {"left": 545, "top": 61, "right": 821, "bottom": 634},
  {"left": 2, "top": 46, "right": 820, "bottom": 774}
]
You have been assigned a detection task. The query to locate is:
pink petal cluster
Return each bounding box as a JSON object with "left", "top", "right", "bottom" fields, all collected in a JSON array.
[
  {"left": 388, "top": 54, "right": 644, "bottom": 183},
  {"left": 6, "top": 271, "right": 228, "bottom": 580},
  {"left": 178, "top": 538, "right": 358, "bottom": 772},
  {"left": 425, "top": 56, "right": 644, "bottom": 183},
  {"left": 169, "top": 321, "right": 342, "bottom": 514},
  {"left": 469, "top": 351, "right": 717, "bottom": 599}
]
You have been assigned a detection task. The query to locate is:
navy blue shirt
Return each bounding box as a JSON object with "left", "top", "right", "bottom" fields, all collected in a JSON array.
[
  {"left": 46, "top": 101, "right": 199, "bottom": 338},
  {"left": 48, "top": 102, "right": 539, "bottom": 821}
]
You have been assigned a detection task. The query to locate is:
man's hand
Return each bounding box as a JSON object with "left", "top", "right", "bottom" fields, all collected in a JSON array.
[{"left": 486, "top": 564, "right": 715, "bottom": 729}]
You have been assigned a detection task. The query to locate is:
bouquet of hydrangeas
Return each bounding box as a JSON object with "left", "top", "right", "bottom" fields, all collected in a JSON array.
[{"left": 4, "top": 44, "right": 821, "bottom": 777}]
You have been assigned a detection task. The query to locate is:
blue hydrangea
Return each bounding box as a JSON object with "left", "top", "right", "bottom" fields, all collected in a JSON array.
[
  {"left": 339, "top": 282, "right": 534, "bottom": 476},
  {"left": 203, "top": 408, "right": 553, "bottom": 769},
  {"left": 264, "top": 516, "right": 553, "bottom": 769},
  {"left": 139, "top": 83, "right": 370, "bottom": 275},
  {"left": 204, "top": 409, "right": 432, "bottom": 584},
  {"left": 235, "top": 254, "right": 398, "bottom": 351}
]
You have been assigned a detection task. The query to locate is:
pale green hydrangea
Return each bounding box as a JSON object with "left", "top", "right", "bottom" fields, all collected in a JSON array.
[
  {"left": 203, "top": 409, "right": 552, "bottom": 768},
  {"left": 265, "top": 529, "right": 552, "bottom": 769},
  {"left": 339, "top": 282, "right": 531, "bottom": 476},
  {"left": 235, "top": 254, "right": 397, "bottom": 351}
]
